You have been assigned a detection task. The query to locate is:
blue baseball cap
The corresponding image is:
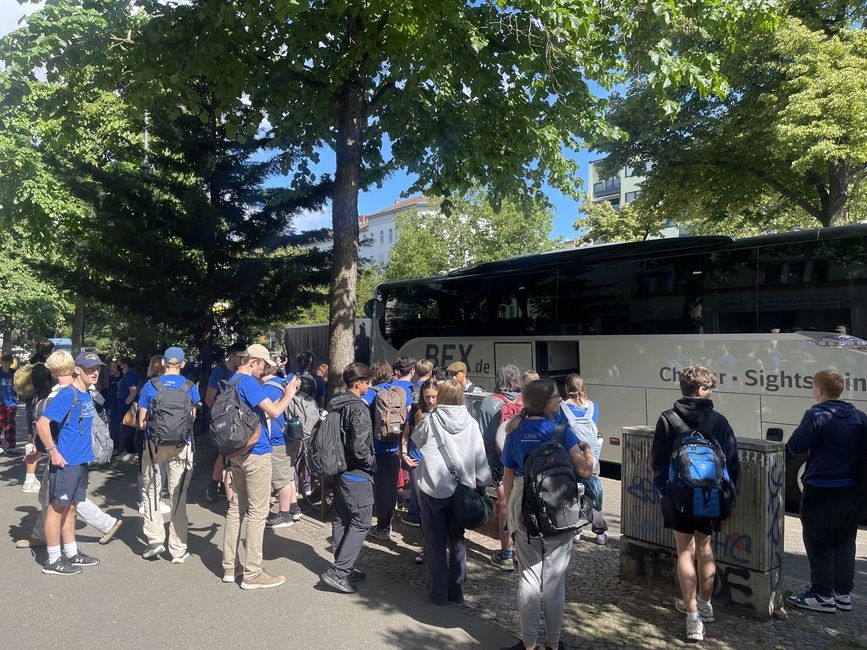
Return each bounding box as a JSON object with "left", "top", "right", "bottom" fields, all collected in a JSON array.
[
  {"left": 74, "top": 352, "right": 105, "bottom": 368},
  {"left": 163, "top": 347, "right": 185, "bottom": 364}
]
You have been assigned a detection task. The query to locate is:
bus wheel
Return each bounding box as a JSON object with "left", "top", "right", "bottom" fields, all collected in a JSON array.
[{"left": 785, "top": 450, "right": 808, "bottom": 513}]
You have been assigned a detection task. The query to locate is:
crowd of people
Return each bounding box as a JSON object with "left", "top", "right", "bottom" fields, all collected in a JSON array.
[{"left": 1, "top": 337, "right": 864, "bottom": 648}]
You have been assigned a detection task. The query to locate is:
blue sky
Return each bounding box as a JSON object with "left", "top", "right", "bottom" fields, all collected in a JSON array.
[{"left": 1, "top": 0, "right": 593, "bottom": 239}]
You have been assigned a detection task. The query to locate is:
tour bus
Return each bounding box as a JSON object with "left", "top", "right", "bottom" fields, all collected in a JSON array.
[{"left": 366, "top": 224, "right": 867, "bottom": 511}]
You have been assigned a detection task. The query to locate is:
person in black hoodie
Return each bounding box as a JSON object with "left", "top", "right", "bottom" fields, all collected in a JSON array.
[
  {"left": 786, "top": 369, "right": 866, "bottom": 614},
  {"left": 320, "top": 362, "right": 376, "bottom": 594},
  {"left": 651, "top": 366, "right": 740, "bottom": 643}
]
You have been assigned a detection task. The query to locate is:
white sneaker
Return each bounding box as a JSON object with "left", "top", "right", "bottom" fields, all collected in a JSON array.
[
  {"left": 22, "top": 478, "right": 40, "bottom": 494},
  {"left": 685, "top": 616, "right": 705, "bottom": 642},
  {"left": 675, "top": 598, "right": 715, "bottom": 622},
  {"left": 171, "top": 552, "right": 190, "bottom": 564},
  {"left": 0, "top": 447, "right": 5, "bottom": 455}
]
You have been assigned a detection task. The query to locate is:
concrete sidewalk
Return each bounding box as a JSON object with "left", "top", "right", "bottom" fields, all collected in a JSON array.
[
  {"left": 3, "top": 445, "right": 866, "bottom": 649},
  {"left": 0, "top": 451, "right": 515, "bottom": 650}
]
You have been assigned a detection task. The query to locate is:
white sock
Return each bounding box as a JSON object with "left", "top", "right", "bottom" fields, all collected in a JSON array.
[
  {"left": 25, "top": 473, "right": 36, "bottom": 482},
  {"left": 688, "top": 611, "right": 701, "bottom": 622},
  {"left": 47, "top": 545, "right": 61, "bottom": 564},
  {"left": 63, "top": 541, "right": 78, "bottom": 558},
  {"left": 697, "top": 596, "right": 710, "bottom": 606}
]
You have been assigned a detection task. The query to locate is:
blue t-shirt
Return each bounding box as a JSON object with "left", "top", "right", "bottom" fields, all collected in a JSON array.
[
  {"left": 370, "top": 379, "right": 414, "bottom": 455},
  {"left": 0, "top": 368, "right": 17, "bottom": 406},
  {"left": 207, "top": 363, "right": 235, "bottom": 395},
  {"left": 262, "top": 377, "right": 288, "bottom": 447},
  {"left": 138, "top": 374, "right": 201, "bottom": 412},
  {"left": 43, "top": 385, "right": 95, "bottom": 466},
  {"left": 117, "top": 370, "right": 139, "bottom": 405},
  {"left": 501, "top": 418, "right": 580, "bottom": 477},
  {"left": 234, "top": 373, "right": 271, "bottom": 455}
]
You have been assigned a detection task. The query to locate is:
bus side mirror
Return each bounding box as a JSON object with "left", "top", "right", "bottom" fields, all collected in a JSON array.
[
  {"left": 363, "top": 299, "right": 382, "bottom": 318},
  {"left": 766, "top": 427, "right": 783, "bottom": 442}
]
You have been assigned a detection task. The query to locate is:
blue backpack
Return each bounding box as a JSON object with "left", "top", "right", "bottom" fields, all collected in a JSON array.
[{"left": 664, "top": 410, "right": 735, "bottom": 521}]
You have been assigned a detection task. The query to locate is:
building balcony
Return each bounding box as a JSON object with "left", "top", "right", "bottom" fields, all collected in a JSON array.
[{"left": 592, "top": 177, "right": 621, "bottom": 198}]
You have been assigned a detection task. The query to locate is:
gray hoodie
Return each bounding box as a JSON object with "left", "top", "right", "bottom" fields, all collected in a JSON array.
[{"left": 412, "top": 404, "right": 492, "bottom": 499}]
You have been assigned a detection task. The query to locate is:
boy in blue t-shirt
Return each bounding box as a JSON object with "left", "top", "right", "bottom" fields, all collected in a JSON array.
[
  {"left": 369, "top": 355, "right": 416, "bottom": 540},
  {"left": 204, "top": 342, "right": 246, "bottom": 502},
  {"left": 222, "top": 344, "right": 299, "bottom": 590},
  {"left": 0, "top": 353, "right": 18, "bottom": 452},
  {"left": 137, "top": 347, "right": 201, "bottom": 563},
  {"left": 36, "top": 352, "right": 104, "bottom": 576}
]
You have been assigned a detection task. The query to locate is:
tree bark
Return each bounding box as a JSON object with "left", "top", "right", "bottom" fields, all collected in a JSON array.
[
  {"left": 817, "top": 159, "right": 851, "bottom": 227},
  {"left": 327, "top": 78, "right": 364, "bottom": 400},
  {"left": 71, "top": 293, "right": 85, "bottom": 355},
  {"left": 1, "top": 315, "right": 11, "bottom": 354}
]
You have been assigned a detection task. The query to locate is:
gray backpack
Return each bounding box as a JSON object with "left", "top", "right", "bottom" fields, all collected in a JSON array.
[
  {"left": 147, "top": 377, "right": 195, "bottom": 445},
  {"left": 210, "top": 376, "right": 260, "bottom": 455}
]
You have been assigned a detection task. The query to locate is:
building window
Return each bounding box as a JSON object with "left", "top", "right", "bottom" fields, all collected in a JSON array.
[
  {"left": 625, "top": 165, "right": 636, "bottom": 177},
  {"left": 625, "top": 191, "right": 640, "bottom": 203},
  {"left": 389, "top": 228, "right": 393, "bottom": 243},
  {"left": 380, "top": 230, "right": 384, "bottom": 244}
]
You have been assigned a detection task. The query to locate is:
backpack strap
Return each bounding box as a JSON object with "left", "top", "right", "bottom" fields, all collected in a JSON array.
[
  {"left": 180, "top": 379, "right": 194, "bottom": 394},
  {"left": 662, "top": 409, "right": 691, "bottom": 438},
  {"left": 428, "top": 416, "right": 463, "bottom": 485},
  {"left": 152, "top": 377, "right": 165, "bottom": 392},
  {"left": 552, "top": 422, "right": 568, "bottom": 446}
]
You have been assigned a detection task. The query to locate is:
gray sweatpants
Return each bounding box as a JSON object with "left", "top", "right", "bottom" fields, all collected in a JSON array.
[{"left": 508, "top": 476, "right": 574, "bottom": 647}]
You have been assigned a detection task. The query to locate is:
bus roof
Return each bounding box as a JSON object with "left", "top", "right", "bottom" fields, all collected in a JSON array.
[{"left": 377, "top": 223, "right": 867, "bottom": 289}]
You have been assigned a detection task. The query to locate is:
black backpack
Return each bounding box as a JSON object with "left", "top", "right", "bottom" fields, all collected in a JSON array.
[
  {"left": 308, "top": 408, "right": 347, "bottom": 478},
  {"left": 147, "top": 377, "right": 195, "bottom": 445},
  {"left": 522, "top": 423, "right": 585, "bottom": 538},
  {"left": 209, "top": 376, "right": 261, "bottom": 455},
  {"left": 33, "top": 385, "right": 80, "bottom": 453}
]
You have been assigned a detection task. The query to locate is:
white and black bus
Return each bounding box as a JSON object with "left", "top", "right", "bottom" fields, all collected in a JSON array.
[{"left": 366, "top": 224, "right": 867, "bottom": 510}]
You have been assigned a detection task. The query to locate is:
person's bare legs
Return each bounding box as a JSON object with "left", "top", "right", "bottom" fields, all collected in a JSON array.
[
  {"left": 44, "top": 504, "right": 65, "bottom": 547},
  {"left": 61, "top": 503, "right": 77, "bottom": 545},
  {"left": 674, "top": 531, "right": 699, "bottom": 613},
  {"left": 496, "top": 484, "right": 512, "bottom": 553},
  {"left": 277, "top": 482, "right": 294, "bottom": 512},
  {"left": 211, "top": 455, "right": 223, "bottom": 482},
  {"left": 694, "top": 531, "right": 715, "bottom": 602}
]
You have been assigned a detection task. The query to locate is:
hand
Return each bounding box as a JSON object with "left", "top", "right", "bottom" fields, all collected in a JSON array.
[
  {"left": 402, "top": 453, "right": 419, "bottom": 468},
  {"left": 48, "top": 448, "right": 67, "bottom": 468},
  {"left": 284, "top": 377, "right": 301, "bottom": 397},
  {"left": 578, "top": 441, "right": 590, "bottom": 453}
]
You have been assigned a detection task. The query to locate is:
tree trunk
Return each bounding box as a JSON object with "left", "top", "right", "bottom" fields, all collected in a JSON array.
[
  {"left": 71, "top": 293, "right": 85, "bottom": 355},
  {"left": 327, "top": 79, "right": 364, "bottom": 400},
  {"left": 1, "top": 315, "right": 11, "bottom": 354},
  {"left": 818, "top": 159, "right": 851, "bottom": 227}
]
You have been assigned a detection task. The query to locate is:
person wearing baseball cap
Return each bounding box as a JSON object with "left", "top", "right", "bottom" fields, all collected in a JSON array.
[
  {"left": 222, "top": 343, "right": 300, "bottom": 590},
  {"left": 136, "top": 347, "right": 201, "bottom": 563},
  {"left": 35, "top": 349, "right": 105, "bottom": 575}
]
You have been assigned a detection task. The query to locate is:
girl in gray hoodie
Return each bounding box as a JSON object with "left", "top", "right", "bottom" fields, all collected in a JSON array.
[{"left": 412, "top": 379, "right": 491, "bottom": 605}]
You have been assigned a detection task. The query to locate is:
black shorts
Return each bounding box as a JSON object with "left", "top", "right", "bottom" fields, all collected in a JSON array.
[
  {"left": 661, "top": 495, "right": 717, "bottom": 536},
  {"left": 48, "top": 463, "right": 89, "bottom": 506}
]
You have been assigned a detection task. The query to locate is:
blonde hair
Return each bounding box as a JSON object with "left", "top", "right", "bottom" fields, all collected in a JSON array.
[
  {"left": 415, "top": 358, "right": 433, "bottom": 377},
  {"left": 814, "top": 370, "right": 844, "bottom": 399},
  {"left": 522, "top": 369, "right": 540, "bottom": 386},
  {"left": 436, "top": 379, "right": 465, "bottom": 406},
  {"left": 45, "top": 350, "right": 75, "bottom": 377}
]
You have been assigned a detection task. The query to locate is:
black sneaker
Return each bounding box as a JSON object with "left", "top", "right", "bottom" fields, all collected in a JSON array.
[
  {"left": 42, "top": 557, "right": 82, "bottom": 576},
  {"left": 265, "top": 512, "right": 294, "bottom": 529},
  {"left": 289, "top": 505, "right": 302, "bottom": 521},
  {"left": 320, "top": 570, "right": 357, "bottom": 594},
  {"left": 205, "top": 480, "right": 219, "bottom": 502},
  {"left": 348, "top": 569, "right": 366, "bottom": 583},
  {"left": 66, "top": 552, "right": 100, "bottom": 567}
]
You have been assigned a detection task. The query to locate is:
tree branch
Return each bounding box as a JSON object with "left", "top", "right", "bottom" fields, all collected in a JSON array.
[{"left": 366, "top": 79, "right": 395, "bottom": 117}]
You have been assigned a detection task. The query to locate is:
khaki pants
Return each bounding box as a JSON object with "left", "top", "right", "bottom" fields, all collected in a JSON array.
[
  {"left": 141, "top": 441, "right": 193, "bottom": 558},
  {"left": 222, "top": 452, "right": 272, "bottom": 580}
]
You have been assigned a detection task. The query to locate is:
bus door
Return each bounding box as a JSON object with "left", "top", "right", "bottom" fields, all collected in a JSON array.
[
  {"left": 494, "top": 342, "right": 533, "bottom": 375},
  {"left": 534, "top": 340, "right": 580, "bottom": 383}
]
